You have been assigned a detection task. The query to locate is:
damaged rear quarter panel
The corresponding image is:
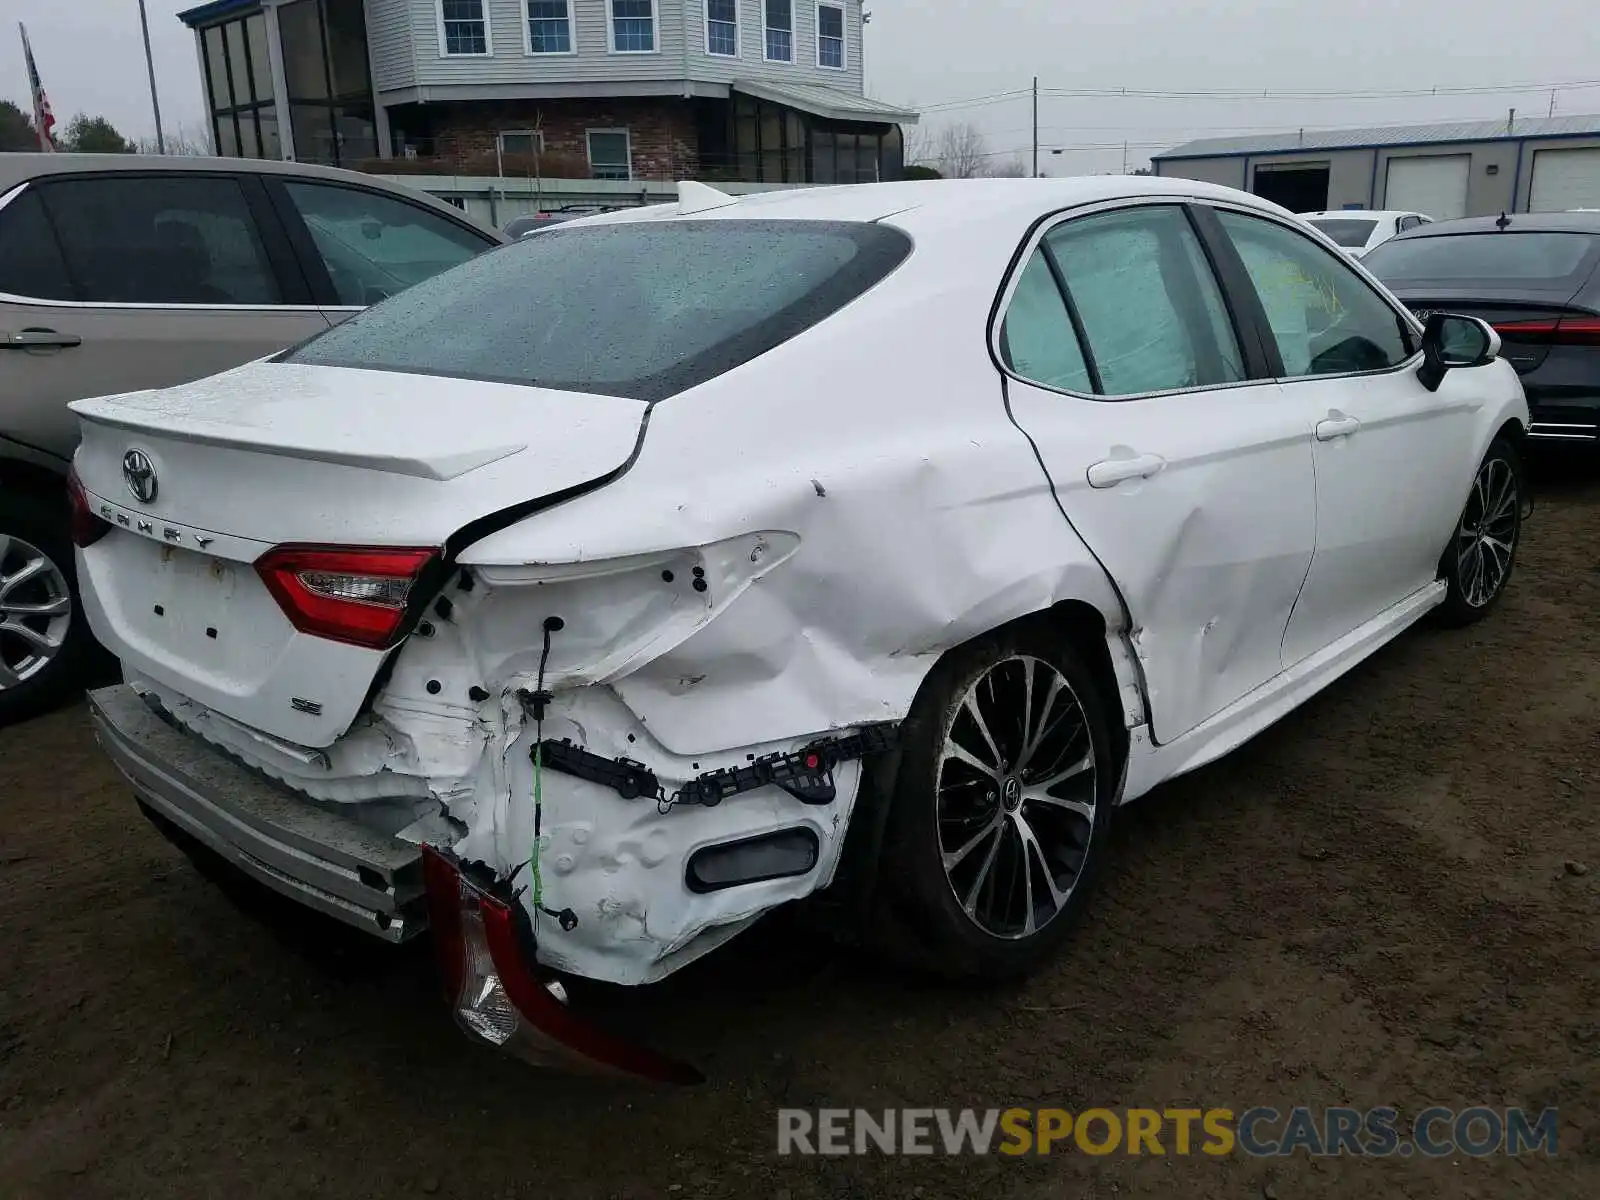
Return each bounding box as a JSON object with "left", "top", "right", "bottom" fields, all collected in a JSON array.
[
  {"left": 368, "top": 218, "right": 1133, "bottom": 984},
  {"left": 457, "top": 230, "right": 1127, "bottom": 755}
]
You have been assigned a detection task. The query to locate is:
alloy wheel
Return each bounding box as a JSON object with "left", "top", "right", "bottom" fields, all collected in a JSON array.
[
  {"left": 0, "top": 534, "right": 73, "bottom": 691},
  {"left": 936, "top": 654, "right": 1098, "bottom": 940},
  {"left": 1455, "top": 456, "right": 1518, "bottom": 608}
]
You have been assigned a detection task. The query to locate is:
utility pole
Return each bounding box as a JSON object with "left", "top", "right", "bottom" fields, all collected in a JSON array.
[
  {"left": 137, "top": 0, "right": 165, "bottom": 153},
  {"left": 1122, "top": 140, "right": 1129, "bottom": 174},
  {"left": 1549, "top": 89, "right": 1557, "bottom": 117},
  {"left": 1032, "top": 76, "right": 1039, "bottom": 178}
]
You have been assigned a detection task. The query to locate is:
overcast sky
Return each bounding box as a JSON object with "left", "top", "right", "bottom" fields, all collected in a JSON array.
[{"left": 8, "top": 0, "right": 1600, "bottom": 172}]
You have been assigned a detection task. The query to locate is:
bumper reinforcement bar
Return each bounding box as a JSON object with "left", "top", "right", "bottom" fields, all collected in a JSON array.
[
  {"left": 88, "top": 684, "right": 426, "bottom": 942},
  {"left": 534, "top": 723, "right": 898, "bottom": 811}
]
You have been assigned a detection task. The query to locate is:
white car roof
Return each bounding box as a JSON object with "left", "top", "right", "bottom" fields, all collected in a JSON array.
[
  {"left": 567, "top": 176, "right": 1301, "bottom": 235},
  {"left": 1302, "top": 210, "right": 1421, "bottom": 221}
]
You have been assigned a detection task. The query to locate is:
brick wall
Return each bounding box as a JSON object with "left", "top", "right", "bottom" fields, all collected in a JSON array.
[{"left": 393, "top": 98, "right": 702, "bottom": 180}]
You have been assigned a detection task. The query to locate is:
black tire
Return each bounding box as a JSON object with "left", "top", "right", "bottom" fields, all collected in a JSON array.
[
  {"left": 1435, "top": 436, "right": 1523, "bottom": 628},
  {"left": 873, "top": 622, "right": 1117, "bottom": 983},
  {"left": 0, "top": 489, "right": 98, "bottom": 724}
]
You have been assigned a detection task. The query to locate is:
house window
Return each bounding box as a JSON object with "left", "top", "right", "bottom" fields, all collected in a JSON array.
[
  {"left": 610, "top": 0, "right": 655, "bottom": 52},
  {"left": 817, "top": 3, "right": 844, "bottom": 69},
  {"left": 497, "top": 129, "right": 544, "bottom": 171},
  {"left": 587, "top": 129, "right": 632, "bottom": 180},
  {"left": 526, "top": 0, "right": 572, "bottom": 53},
  {"left": 764, "top": 0, "right": 793, "bottom": 62},
  {"left": 439, "top": 0, "right": 489, "bottom": 55},
  {"left": 706, "top": 0, "right": 738, "bottom": 56}
]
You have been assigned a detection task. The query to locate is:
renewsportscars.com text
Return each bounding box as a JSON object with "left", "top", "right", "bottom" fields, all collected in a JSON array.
[{"left": 776, "top": 1106, "right": 1559, "bottom": 1158}]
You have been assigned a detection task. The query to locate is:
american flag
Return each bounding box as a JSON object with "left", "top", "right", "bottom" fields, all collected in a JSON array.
[{"left": 19, "top": 23, "right": 56, "bottom": 152}]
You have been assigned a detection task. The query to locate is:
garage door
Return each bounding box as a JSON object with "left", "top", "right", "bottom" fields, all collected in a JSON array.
[
  {"left": 1384, "top": 155, "right": 1470, "bottom": 221},
  {"left": 1529, "top": 147, "right": 1600, "bottom": 212}
]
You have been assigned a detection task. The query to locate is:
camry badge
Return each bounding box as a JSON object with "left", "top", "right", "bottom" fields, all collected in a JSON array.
[{"left": 122, "top": 449, "right": 158, "bottom": 505}]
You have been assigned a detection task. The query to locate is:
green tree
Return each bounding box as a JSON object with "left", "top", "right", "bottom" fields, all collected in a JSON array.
[
  {"left": 63, "top": 113, "right": 134, "bottom": 154},
  {"left": 0, "top": 99, "right": 40, "bottom": 151}
]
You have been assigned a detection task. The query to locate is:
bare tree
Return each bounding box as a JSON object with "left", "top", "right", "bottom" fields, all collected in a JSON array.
[
  {"left": 985, "top": 155, "right": 1029, "bottom": 179},
  {"left": 903, "top": 123, "right": 936, "bottom": 170},
  {"left": 136, "top": 123, "right": 213, "bottom": 156},
  {"left": 934, "top": 122, "right": 989, "bottom": 179}
]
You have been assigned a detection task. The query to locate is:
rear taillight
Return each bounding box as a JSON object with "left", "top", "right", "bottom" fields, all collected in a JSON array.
[
  {"left": 255, "top": 544, "right": 437, "bottom": 649},
  {"left": 65, "top": 468, "right": 110, "bottom": 549},
  {"left": 420, "top": 846, "right": 702, "bottom": 1084},
  {"left": 1492, "top": 317, "right": 1600, "bottom": 346}
]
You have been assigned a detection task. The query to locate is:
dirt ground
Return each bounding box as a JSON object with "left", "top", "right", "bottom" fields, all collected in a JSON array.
[{"left": 2, "top": 455, "right": 1597, "bottom": 1200}]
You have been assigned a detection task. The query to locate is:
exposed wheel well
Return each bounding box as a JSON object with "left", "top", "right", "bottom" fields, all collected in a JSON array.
[
  {"left": 817, "top": 597, "right": 1133, "bottom": 933},
  {"left": 1040, "top": 599, "right": 1131, "bottom": 775}
]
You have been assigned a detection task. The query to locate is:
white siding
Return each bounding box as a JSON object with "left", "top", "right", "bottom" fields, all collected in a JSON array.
[
  {"left": 374, "top": 1, "right": 867, "bottom": 100},
  {"left": 685, "top": 0, "right": 864, "bottom": 96},
  {"left": 365, "top": 0, "right": 418, "bottom": 92},
  {"left": 402, "top": 0, "right": 686, "bottom": 87}
]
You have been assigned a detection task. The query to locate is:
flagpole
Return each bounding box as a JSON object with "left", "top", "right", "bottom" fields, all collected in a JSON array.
[
  {"left": 19, "top": 23, "right": 55, "bottom": 152},
  {"left": 136, "top": 0, "right": 166, "bottom": 153}
]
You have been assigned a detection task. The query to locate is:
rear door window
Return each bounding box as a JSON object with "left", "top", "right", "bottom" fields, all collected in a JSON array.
[
  {"left": 1043, "top": 205, "right": 1246, "bottom": 396},
  {"left": 279, "top": 181, "right": 493, "bottom": 305},
  {"left": 286, "top": 219, "right": 913, "bottom": 402},
  {"left": 36, "top": 175, "right": 282, "bottom": 305},
  {"left": 999, "top": 249, "right": 1094, "bottom": 393},
  {"left": 0, "top": 190, "right": 75, "bottom": 301}
]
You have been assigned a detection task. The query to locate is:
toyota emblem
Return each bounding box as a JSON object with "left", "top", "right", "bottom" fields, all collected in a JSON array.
[{"left": 122, "top": 449, "right": 158, "bottom": 504}]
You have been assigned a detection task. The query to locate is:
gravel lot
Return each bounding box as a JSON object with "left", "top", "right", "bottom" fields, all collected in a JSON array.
[{"left": 1, "top": 456, "right": 1596, "bottom": 1200}]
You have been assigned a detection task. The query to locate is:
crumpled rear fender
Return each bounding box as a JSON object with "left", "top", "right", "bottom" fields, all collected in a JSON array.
[{"left": 460, "top": 437, "right": 1127, "bottom": 757}]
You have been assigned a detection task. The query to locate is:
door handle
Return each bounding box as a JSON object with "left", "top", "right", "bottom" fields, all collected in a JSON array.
[
  {"left": 2, "top": 329, "right": 82, "bottom": 349},
  {"left": 1315, "top": 414, "right": 1361, "bottom": 441},
  {"left": 1087, "top": 452, "right": 1167, "bottom": 489}
]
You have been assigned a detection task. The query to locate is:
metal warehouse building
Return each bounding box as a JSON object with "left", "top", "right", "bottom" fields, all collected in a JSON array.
[{"left": 1151, "top": 114, "right": 1600, "bottom": 219}]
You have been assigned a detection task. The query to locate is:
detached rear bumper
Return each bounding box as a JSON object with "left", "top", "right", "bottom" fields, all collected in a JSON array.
[{"left": 88, "top": 684, "right": 426, "bottom": 942}]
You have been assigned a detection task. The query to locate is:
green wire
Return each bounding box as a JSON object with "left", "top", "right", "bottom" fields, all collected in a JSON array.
[{"left": 530, "top": 740, "right": 544, "bottom": 909}]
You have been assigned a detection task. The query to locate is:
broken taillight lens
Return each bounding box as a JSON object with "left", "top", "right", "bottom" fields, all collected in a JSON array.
[
  {"left": 420, "top": 846, "right": 702, "bottom": 1084},
  {"left": 254, "top": 544, "right": 437, "bottom": 649},
  {"left": 66, "top": 467, "right": 111, "bottom": 549}
]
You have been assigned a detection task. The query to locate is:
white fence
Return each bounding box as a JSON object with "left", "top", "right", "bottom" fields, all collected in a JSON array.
[{"left": 366, "top": 173, "right": 812, "bottom": 230}]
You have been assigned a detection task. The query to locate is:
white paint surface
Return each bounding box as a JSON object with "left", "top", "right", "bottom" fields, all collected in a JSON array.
[{"left": 73, "top": 177, "right": 1529, "bottom": 986}]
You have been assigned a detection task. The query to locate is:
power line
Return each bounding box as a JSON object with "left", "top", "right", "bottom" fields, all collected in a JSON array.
[
  {"left": 1040, "top": 79, "right": 1600, "bottom": 100},
  {"left": 911, "top": 76, "right": 1600, "bottom": 114},
  {"left": 917, "top": 88, "right": 1031, "bottom": 113}
]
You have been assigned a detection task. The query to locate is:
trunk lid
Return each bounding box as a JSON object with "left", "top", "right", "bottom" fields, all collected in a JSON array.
[{"left": 71, "top": 360, "right": 646, "bottom": 747}]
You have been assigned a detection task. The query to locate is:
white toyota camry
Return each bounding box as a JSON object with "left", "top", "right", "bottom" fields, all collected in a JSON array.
[{"left": 69, "top": 177, "right": 1526, "bottom": 1078}]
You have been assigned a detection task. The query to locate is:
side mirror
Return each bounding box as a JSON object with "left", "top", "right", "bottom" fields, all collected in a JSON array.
[{"left": 1417, "top": 313, "right": 1500, "bottom": 392}]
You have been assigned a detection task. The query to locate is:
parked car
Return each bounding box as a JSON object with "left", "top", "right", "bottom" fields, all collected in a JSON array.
[
  {"left": 1362, "top": 210, "right": 1600, "bottom": 442},
  {"left": 0, "top": 154, "right": 504, "bottom": 720},
  {"left": 73, "top": 177, "right": 1525, "bottom": 1078},
  {"left": 502, "top": 206, "right": 621, "bottom": 239},
  {"left": 1303, "top": 209, "right": 1432, "bottom": 258}
]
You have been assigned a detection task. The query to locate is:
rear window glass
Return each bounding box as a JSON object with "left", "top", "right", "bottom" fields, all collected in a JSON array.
[
  {"left": 285, "top": 219, "right": 912, "bottom": 401},
  {"left": 1363, "top": 231, "right": 1600, "bottom": 285},
  {"left": 1309, "top": 218, "right": 1379, "bottom": 248}
]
